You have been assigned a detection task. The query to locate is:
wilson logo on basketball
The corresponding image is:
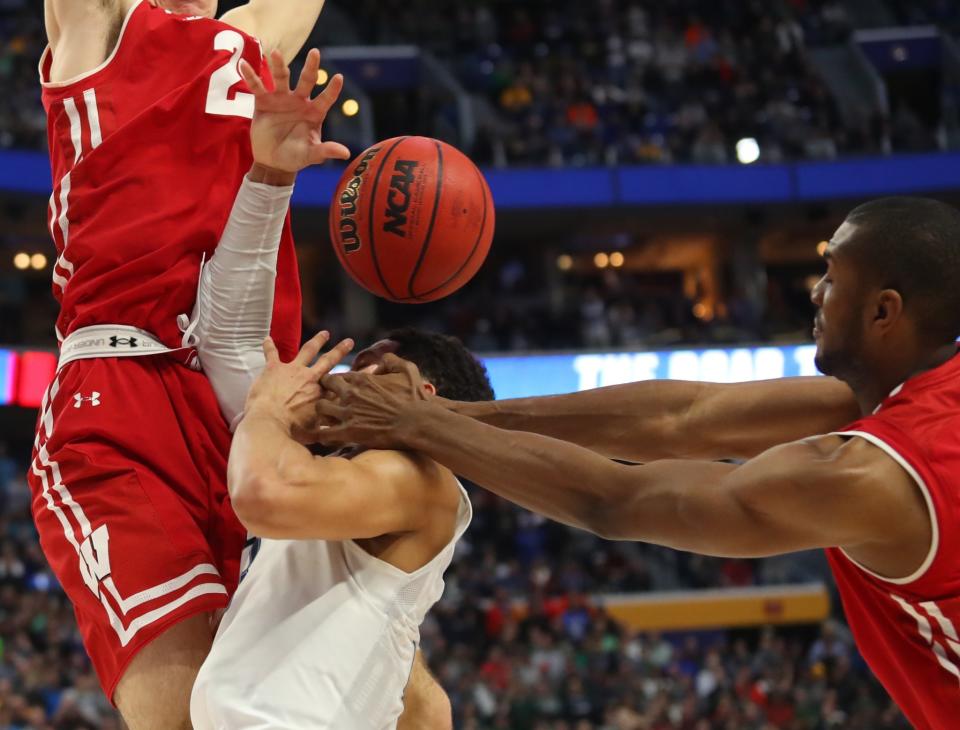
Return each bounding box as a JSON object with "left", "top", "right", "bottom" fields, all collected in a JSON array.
[
  {"left": 329, "top": 136, "right": 495, "bottom": 303},
  {"left": 337, "top": 146, "right": 381, "bottom": 254},
  {"left": 383, "top": 160, "right": 419, "bottom": 238}
]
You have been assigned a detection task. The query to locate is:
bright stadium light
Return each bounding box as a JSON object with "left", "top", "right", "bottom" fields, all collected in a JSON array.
[
  {"left": 317, "top": 69, "right": 329, "bottom": 86},
  {"left": 557, "top": 254, "right": 573, "bottom": 271},
  {"left": 594, "top": 253, "right": 609, "bottom": 269},
  {"left": 13, "top": 253, "right": 29, "bottom": 270},
  {"left": 736, "top": 137, "right": 760, "bottom": 165},
  {"left": 817, "top": 240, "right": 829, "bottom": 257},
  {"left": 609, "top": 252, "right": 625, "bottom": 268},
  {"left": 342, "top": 99, "right": 360, "bottom": 117},
  {"left": 30, "top": 254, "right": 48, "bottom": 270}
]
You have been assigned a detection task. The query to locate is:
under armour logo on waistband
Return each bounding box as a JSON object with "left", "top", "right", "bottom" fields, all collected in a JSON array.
[
  {"left": 74, "top": 392, "right": 101, "bottom": 408},
  {"left": 109, "top": 336, "right": 138, "bottom": 348}
]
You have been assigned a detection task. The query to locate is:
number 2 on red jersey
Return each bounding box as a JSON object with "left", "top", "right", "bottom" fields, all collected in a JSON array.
[{"left": 206, "top": 30, "right": 255, "bottom": 119}]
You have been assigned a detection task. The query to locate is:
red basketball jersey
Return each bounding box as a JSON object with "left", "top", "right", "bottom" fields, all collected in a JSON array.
[
  {"left": 39, "top": 0, "right": 301, "bottom": 359},
  {"left": 827, "top": 352, "right": 960, "bottom": 730}
]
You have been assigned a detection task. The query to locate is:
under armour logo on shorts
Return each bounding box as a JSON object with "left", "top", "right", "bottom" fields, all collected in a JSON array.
[
  {"left": 74, "top": 392, "right": 101, "bottom": 408},
  {"left": 109, "top": 336, "right": 138, "bottom": 348}
]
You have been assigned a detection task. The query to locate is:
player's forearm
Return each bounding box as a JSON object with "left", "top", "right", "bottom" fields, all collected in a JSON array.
[
  {"left": 399, "top": 403, "right": 815, "bottom": 557},
  {"left": 448, "top": 377, "right": 858, "bottom": 462},
  {"left": 248, "top": 163, "right": 296, "bottom": 187},
  {"left": 192, "top": 168, "right": 292, "bottom": 428},
  {"left": 399, "top": 402, "right": 691, "bottom": 539},
  {"left": 229, "top": 409, "right": 322, "bottom": 536}
]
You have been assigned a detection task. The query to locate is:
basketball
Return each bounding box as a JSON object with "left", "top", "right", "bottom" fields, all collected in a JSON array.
[{"left": 330, "top": 136, "right": 495, "bottom": 303}]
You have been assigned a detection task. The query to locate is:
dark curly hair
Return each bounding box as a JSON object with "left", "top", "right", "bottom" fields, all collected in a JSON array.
[{"left": 387, "top": 328, "right": 495, "bottom": 403}]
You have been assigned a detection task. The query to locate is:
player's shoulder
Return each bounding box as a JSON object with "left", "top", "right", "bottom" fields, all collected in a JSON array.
[
  {"left": 351, "top": 449, "right": 461, "bottom": 508},
  {"left": 801, "top": 433, "right": 908, "bottom": 480}
]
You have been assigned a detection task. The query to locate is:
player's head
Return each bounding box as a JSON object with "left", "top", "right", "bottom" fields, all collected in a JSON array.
[
  {"left": 351, "top": 328, "right": 495, "bottom": 402},
  {"left": 811, "top": 196, "right": 960, "bottom": 380},
  {"left": 152, "top": 0, "right": 218, "bottom": 19}
]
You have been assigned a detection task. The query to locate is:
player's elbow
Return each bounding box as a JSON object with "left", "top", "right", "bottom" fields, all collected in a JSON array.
[
  {"left": 576, "top": 495, "right": 628, "bottom": 541},
  {"left": 230, "top": 471, "right": 289, "bottom": 536}
]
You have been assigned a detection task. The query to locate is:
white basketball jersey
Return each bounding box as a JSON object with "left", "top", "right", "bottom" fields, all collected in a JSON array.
[{"left": 190, "top": 483, "right": 472, "bottom": 729}]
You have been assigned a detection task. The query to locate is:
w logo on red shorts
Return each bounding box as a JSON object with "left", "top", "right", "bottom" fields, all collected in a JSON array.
[{"left": 79, "top": 525, "right": 112, "bottom": 596}]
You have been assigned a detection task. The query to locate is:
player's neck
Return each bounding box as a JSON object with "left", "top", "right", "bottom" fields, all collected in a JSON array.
[{"left": 852, "top": 343, "right": 957, "bottom": 414}]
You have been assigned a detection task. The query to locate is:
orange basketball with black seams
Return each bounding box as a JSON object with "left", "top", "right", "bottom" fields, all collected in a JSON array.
[{"left": 330, "top": 136, "right": 495, "bottom": 303}]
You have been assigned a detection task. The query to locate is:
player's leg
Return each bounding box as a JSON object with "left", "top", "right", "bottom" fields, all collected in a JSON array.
[
  {"left": 114, "top": 613, "right": 214, "bottom": 730},
  {"left": 398, "top": 651, "right": 453, "bottom": 730}
]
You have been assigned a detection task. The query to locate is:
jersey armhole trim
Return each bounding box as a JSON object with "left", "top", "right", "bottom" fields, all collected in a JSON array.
[
  {"left": 343, "top": 481, "right": 473, "bottom": 580},
  {"left": 832, "top": 429, "right": 938, "bottom": 586},
  {"left": 39, "top": 0, "right": 144, "bottom": 89}
]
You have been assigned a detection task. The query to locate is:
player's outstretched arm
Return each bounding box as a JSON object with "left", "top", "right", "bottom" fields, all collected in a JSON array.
[
  {"left": 446, "top": 376, "right": 860, "bottom": 463},
  {"left": 222, "top": 0, "right": 328, "bottom": 63},
  {"left": 318, "top": 369, "right": 928, "bottom": 575},
  {"left": 192, "top": 50, "right": 348, "bottom": 426},
  {"left": 228, "top": 335, "right": 448, "bottom": 540}
]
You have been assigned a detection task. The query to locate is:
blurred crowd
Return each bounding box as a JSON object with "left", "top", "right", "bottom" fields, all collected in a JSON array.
[
  {"left": 0, "top": 0, "right": 44, "bottom": 151},
  {"left": 0, "top": 443, "right": 909, "bottom": 728},
  {"left": 886, "top": 0, "right": 960, "bottom": 34},
  {"left": 1, "top": 0, "right": 955, "bottom": 163},
  {"left": 318, "top": 255, "right": 817, "bottom": 356},
  {"left": 353, "top": 0, "right": 889, "bottom": 166}
]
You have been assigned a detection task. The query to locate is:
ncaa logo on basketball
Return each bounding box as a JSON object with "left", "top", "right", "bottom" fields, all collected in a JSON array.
[
  {"left": 383, "top": 160, "right": 419, "bottom": 238},
  {"left": 337, "top": 146, "right": 381, "bottom": 254}
]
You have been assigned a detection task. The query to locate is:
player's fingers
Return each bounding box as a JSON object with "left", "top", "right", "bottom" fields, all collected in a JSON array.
[
  {"left": 263, "top": 337, "right": 281, "bottom": 364},
  {"left": 295, "top": 330, "right": 331, "bottom": 367},
  {"left": 239, "top": 59, "right": 268, "bottom": 96},
  {"left": 320, "top": 374, "right": 351, "bottom": 399},
  {"left": 377, "top": 353, "right": 420, "bottom": 379},
  {"left": 316, "top": 399, "right": 349, "bottom": 424},
  {"left": 269, "top": 49, "right": 291, "bottom": 90},
  {"left": 295, "top": 49, "right": 321, "bottom": 99},
  {"left": 311, "top": 338, "right": 355, "bottom": 376},
  {"left": 312, "top": 74, "right": 345, "bottom": 118},
  {"left": 308, "top": 141, "right": 353, "bottom": 166}
]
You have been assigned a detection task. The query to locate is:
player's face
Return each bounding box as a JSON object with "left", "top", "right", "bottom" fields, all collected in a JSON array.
[
  {"left": 810, "top": 222, "right": 870, "bottom": 378},
  {"left": 155, "top": 0, "right": 218, "bottom": 18},
  {"left": 350, "top": 340, "right": 438, "bottom": 396}
]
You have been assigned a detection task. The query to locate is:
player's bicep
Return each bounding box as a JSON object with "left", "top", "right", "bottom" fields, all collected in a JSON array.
[
  {"left": 222, "top": 1, "right": 327, "bottom": 63},
  {"left": 693, "top": 436, "right": 906, "bottom": 556},
  {"left": 219, "top": 6, "right": 258, "bottom": 39},
  {"left": 48, "top": 0, "right": 116, "bottom": 34},
  {"left": 242, "top": 452, "right": 430, "bottom": 540},
  {"left": 608, "top": 436, "right": 897, "bottom": 558}
]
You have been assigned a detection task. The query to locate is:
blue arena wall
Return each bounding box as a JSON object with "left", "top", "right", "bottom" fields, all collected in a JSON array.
[
  {"left": 3, "top": 150, "right": 960, "bottom": 208},
  {"left": 1, "top": 343, "right": 819, "bottom": 405}
]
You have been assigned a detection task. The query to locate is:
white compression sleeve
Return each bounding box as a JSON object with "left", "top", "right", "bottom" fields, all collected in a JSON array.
[{"left": 188, "top": 175, "right": 293, "bottom": 430}]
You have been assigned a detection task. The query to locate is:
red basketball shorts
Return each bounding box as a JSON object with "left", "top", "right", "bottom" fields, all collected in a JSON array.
[{"left": 27, "top": 355, "right": 246, "bottom": 700}]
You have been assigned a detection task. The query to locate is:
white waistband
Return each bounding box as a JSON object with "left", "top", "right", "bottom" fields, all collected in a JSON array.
[{"left": 58, "top": 325, "right": 184, "bottom": 371}]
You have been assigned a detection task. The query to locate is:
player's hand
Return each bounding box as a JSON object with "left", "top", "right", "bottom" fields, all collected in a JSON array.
[
  {"left": 315, "top": 354, "right": 432, "bottom": 449},
  {"left": 239, "top": 49, "right": 351, "bottom": 174},
  {"left": 244, "top": 331, "right": 354, "bottom": 438}
]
